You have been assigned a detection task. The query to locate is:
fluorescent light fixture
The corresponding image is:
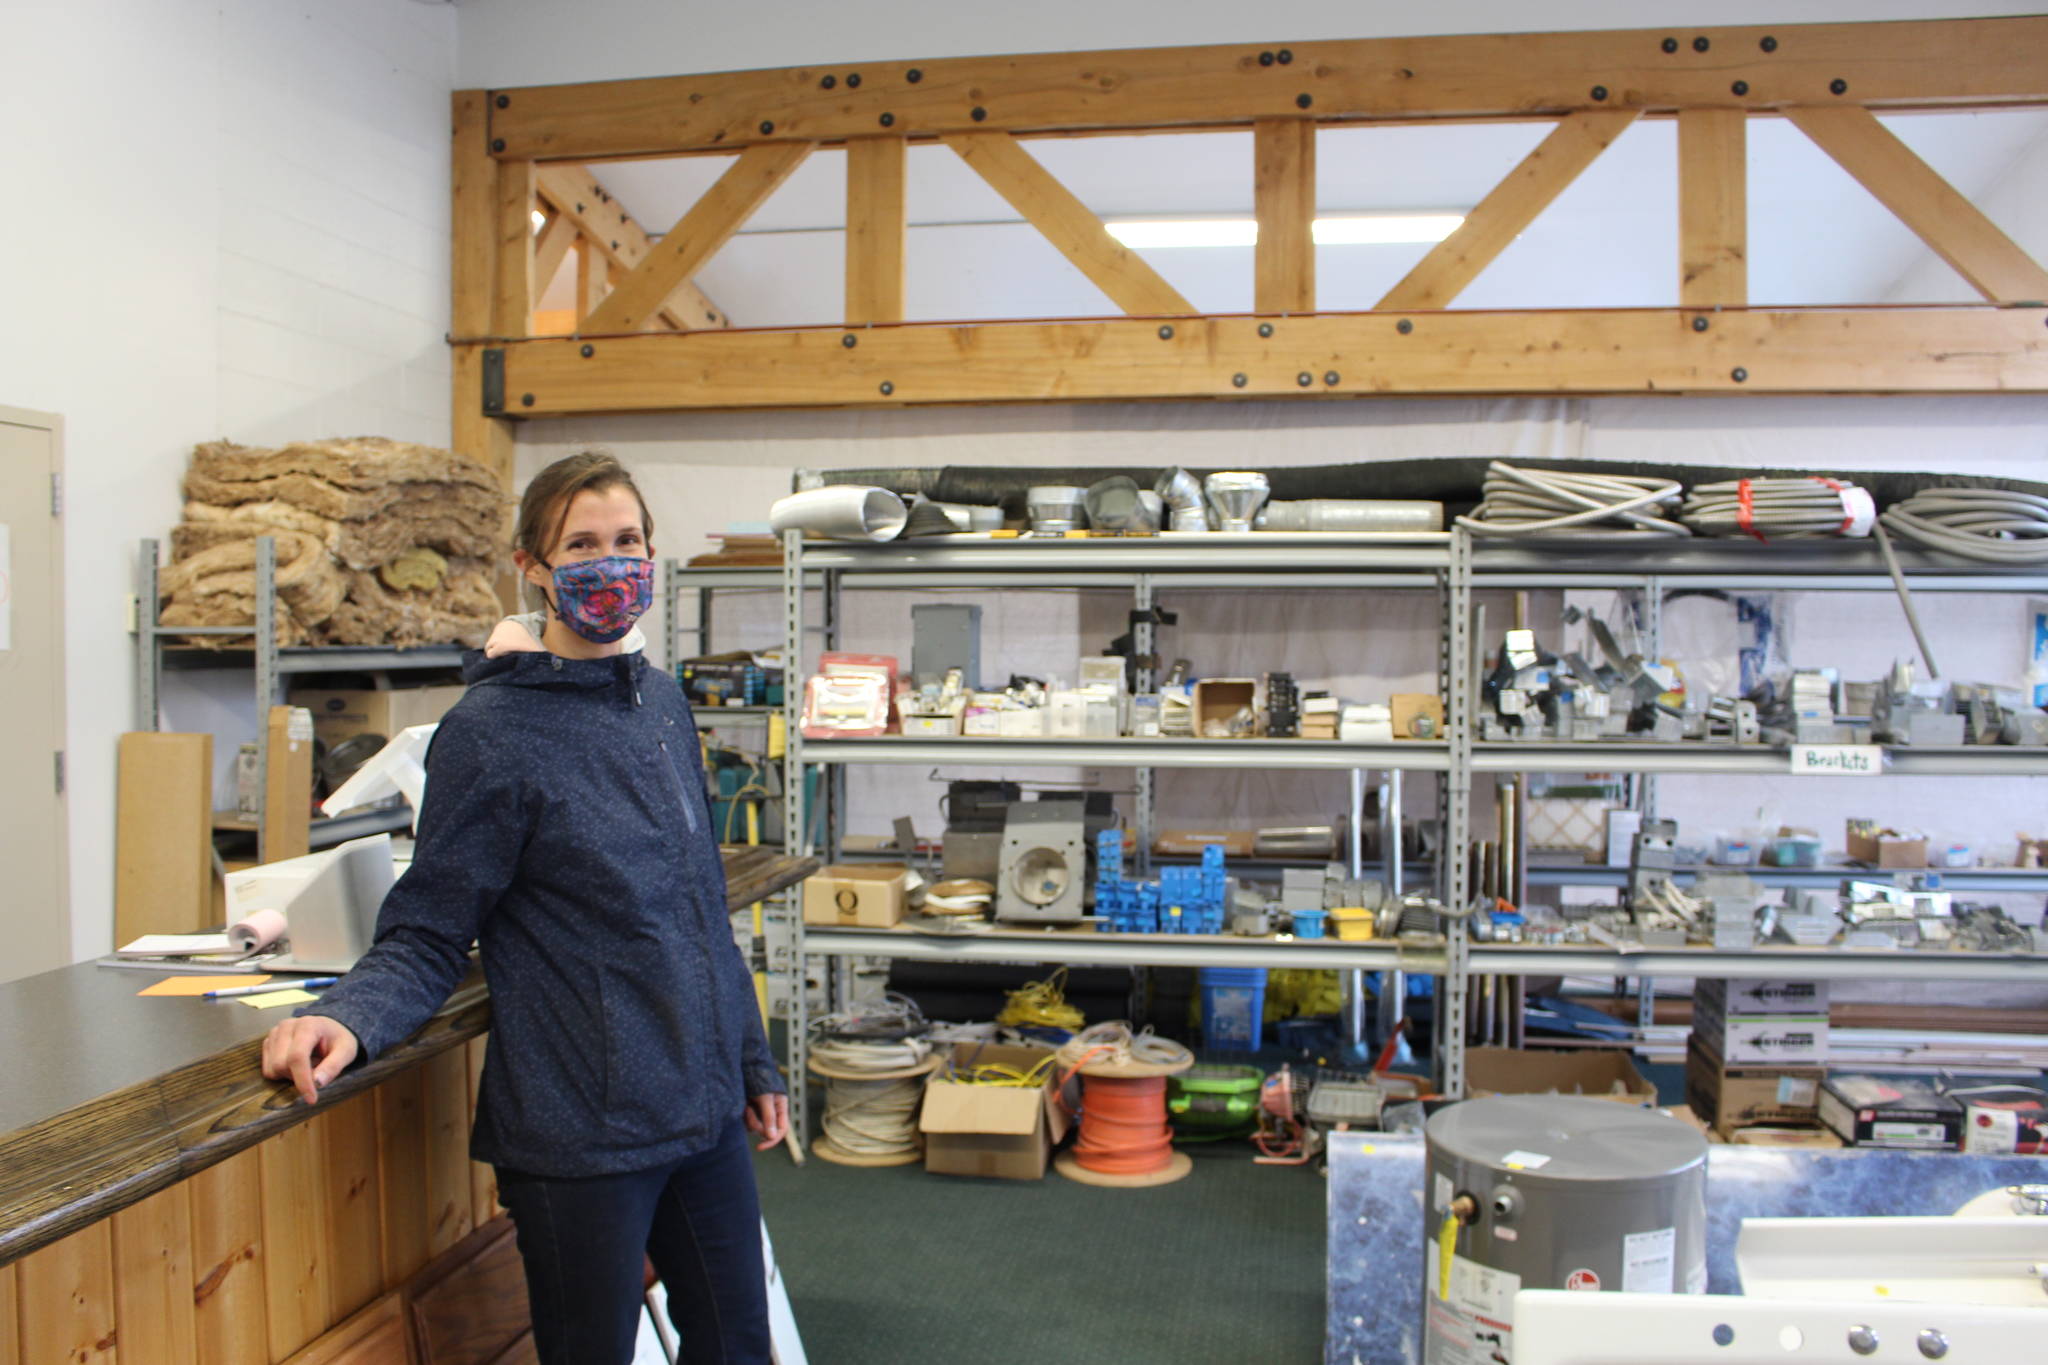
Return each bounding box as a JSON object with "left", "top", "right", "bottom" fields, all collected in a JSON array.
[{"left": 1105, "top": 213, "right": 1464, "bottom": 248}]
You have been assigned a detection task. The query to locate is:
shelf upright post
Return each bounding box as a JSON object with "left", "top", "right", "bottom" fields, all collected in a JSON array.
[
  {"left": 1440, "top": 527, "right": 1474, "bottom": 1098},
  {"left": 136, "top": 538, "right": 161, "bottom": 732},
  {"left": 1639, "top": 573, "right": 1664, "bottom": 824},
  {"left": 660, "top": 557, "right": 679, "bottom": 672},
  {"left": 1133, "top": 573, "right": 1157, "bottom": 877},
  {"left": 780, "top": 528, "right": 811, "bottom": 1142},
  {"left": 254, "top": 535, "right": 279, "bottom": 862}
]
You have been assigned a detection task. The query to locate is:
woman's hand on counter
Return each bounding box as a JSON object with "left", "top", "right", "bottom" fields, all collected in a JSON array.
[
  {"left": 745, "top": 1092, "right": 789, "bottom": 1151},
  {"left": 261, "top": 1016, "right": 361, "bottom": 1105}
]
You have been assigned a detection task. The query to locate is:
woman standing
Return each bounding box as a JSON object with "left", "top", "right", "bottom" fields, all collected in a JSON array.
[{"left": 262, "top": 451, "right": 787, "bottom": 1364}]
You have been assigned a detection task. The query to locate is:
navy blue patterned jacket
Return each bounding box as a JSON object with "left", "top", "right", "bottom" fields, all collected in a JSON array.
[{"left": 298, "top": 648, "right": 781, "bottom": 1177}]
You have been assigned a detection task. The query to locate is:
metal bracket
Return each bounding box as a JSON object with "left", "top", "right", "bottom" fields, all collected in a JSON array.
[{"left": 481, "top": 348, "right": 507, "bottom": 414}]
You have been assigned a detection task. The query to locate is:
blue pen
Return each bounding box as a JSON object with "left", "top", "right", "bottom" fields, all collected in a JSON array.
[{"left": 204, "top": 976, "right": 339, "bottom": 999}]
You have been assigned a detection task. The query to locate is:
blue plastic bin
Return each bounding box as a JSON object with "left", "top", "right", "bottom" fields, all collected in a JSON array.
[
  {"left": 1292, "top": 907, "right": 1328, "bottom": 939},
  {"left": 1198, "top": 966, "right": 1268, "bottom": 1051}
]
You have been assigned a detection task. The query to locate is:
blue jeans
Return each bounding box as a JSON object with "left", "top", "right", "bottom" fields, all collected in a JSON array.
[{"left": 496, "top": 1119, "right": 770, "bottom": 1365}]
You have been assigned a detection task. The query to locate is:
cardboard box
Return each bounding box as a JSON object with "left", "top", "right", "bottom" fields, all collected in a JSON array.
[
  {"left": 1695, "top": 977, "right": 1829, "bottom": 1017},
  {"left": 1846, "top": 824, "right": 1927, "bottom": 869},
  {"left": 801, "top": 864, "right": 911, "bottom": 928},
  {"left": 290, "top": 685, "right": 467, "bottom": 749},
  {"left": 115, "top": 732, "right": 215, "bottom": 943},
  {"left": 1152, "top": 829, "right": 1256, "bottom": 857},
  {"left": 1465, "top": 1048, "right": 1656, "bottom": 1105},
  {"left": 1945, "top": 1076, "right": 2047, "bottom": 1154},
  {"left": 1692, "top": 989, "right": 1829, "bottom": 1065},
  {"left": 1818, "top": 1073, "right": 1963, "bottom": 1150},
  {"left": 1685, "top": 1033, "right": 1824, "bottom": 1137},
  {"left": 1192, "top": 679, "right": 1259, "bottom": 737},
  {"left": 921, "top": 1042, "right": 1071, "bottom": 1179},
  {"left": 1390, "top": 693, "right": 1445, "bottom": 741},
  {"left": 900, "top": 713, "right": 961, "bottom": 737}
]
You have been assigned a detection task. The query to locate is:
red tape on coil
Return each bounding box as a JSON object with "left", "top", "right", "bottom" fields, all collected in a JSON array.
[{"left": 1736, "top": 478, "right": 1767, "bottom": 543}]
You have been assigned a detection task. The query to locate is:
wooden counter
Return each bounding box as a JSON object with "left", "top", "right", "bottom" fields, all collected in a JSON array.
[{"left": 0, "top": 846, "right": 815, "bottom": 1362}]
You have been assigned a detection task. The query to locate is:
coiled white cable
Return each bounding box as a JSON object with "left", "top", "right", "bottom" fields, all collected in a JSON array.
[
  {"left": 1878, "top": 488, "right": 2048, "bottom": 565},
  {"left": 818, "top": 1074, "right": 927, "bottom": 1157},
  {"left": 809, "top": 1035, "right": 933, "bottom": 1072},
  {"left": 1680, "top": 476, "right": 1874, "bottom": 541},
  {"left": 1054, "top": 1021, "right": 1194, "bottom": 1070},
  {"left": 1454, "top": 463, "right": 1689, "bottom": 537}
]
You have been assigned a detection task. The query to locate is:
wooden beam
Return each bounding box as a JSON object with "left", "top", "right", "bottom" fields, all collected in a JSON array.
[
  {"left": 1787, "top": 104, "right": 2048, "bottom": 304},
  {"left": 576, "top": 238, "right": 607, "bottom": 323},
  {"left": 944, "top": 130, "right": 1195, "bottom": 316},
  {"left": 1377, "top": 109, "right": 1638, "bottom": 311},
  {"left": 491, "top": 157, "right": 536, "bottom": 336},
  {"left": 584, "top": 143, "right": 812, "bottom": 334},
  {"left": 845, "top": 137, "right": 907, "bottom": 324},
  {"left": 451, "top": 91, "right": 517, "bottom": 520},
  {"left": 487, "top": 308, "right": 2048, "bottom": 412},
  {"left": 532, "top": 210, "right": 579, "bottom": 298},
  {"left": 485, "top": 18, "right": 2048, "bottom": 161},
  {"left": 1254, "top": 119, "right": 1316, "bottom": 314},
  {"left": 1678, "top": 108, "right": 1747, "bottom": 307},
  {"left": 534, "top": 163, "right": 730, "bottom": 331}
]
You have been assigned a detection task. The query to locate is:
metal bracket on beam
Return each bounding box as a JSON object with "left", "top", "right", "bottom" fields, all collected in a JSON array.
[{"left": 481, "top": 348, "right": 506, "bottom": 414}]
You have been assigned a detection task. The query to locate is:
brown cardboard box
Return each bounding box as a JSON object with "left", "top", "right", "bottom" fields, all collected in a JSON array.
[
  {"left": 1730, "top": 1126, "right": 1842, "bottom": 1148},
  {"left": 1390, "top": 693, "right": 1446, "bottom": 741},
  {"left": 1191, "top": 679, "right": 1259, "bottom": 737},
  {"left": 1846, "top": 824, "right": 1927, "bottom": 869},
  {"left": 801, "top": 864, "right": 912, "bottom": 928},
  {"left": 290, "top": 686, "right": 468, "bottom": 749},
  {"left": 1684, "top": 1033, "right": 1825, "bottom": 1137},
  {"left": 1465, "top": 1047, "right": 1656, "bottom": 1104},
  {"left": 1152, "top": 829, "right": 1256, "bottom": 857},
  {"left": 920, "top": 1043, "right": 1071, "bottom": 1179},
  {"left": 115, "top": 732, "right": 215, "bottom": 943}
]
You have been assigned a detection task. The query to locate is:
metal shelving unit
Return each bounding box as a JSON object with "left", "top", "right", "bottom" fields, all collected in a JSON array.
[
  {"left": 767, "top": 517, "right": 2048, "bottom": 1116},
  {"left": 780, "top": 524, "right": 1469, "bottom": 1130},
  {"left": 135, "top": 535, "right": 464, "bottom": 860}
]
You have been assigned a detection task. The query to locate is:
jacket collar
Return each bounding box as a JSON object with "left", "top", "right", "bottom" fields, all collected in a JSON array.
[{"left": 464, "top": 648, "right": 648, "bottom": 692}]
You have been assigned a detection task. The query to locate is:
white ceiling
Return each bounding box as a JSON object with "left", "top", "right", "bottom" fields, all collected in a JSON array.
[{"left": 538, "top": 109, "right": 2048, "bottom": 327}]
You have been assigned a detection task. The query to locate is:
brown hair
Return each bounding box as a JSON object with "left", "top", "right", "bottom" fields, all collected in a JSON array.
[{"left": 514, "top": 450, "right": 654, "bottom": 610}]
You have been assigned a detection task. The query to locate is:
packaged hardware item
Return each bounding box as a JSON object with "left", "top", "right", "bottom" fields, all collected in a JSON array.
[{"left": 1817, "top": 1073, "right": 1963, "bottom": 1150}]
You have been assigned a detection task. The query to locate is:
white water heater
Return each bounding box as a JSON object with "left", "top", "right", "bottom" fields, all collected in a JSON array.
[{"left": 1422, "top": 1095, "right": 1709, "bottom": 1364}]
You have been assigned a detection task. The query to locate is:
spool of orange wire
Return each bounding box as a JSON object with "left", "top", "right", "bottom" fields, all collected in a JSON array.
[{"left": 1053, "top": 1023, "right": 1194, "bottom": 1188}]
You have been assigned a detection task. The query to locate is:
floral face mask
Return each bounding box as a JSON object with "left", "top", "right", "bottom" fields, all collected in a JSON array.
[{"left": 542, "top": 555, "right": 654, "bottom": 643}]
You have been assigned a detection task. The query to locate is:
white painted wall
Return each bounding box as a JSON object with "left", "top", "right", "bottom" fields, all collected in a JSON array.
[{"left": 0, "top": 0, "right": 456, "bottom": 960}]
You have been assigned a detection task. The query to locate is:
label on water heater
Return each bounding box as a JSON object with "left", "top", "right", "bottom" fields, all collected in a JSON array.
[
  {"left": 1424, "top": 1238, "right": 1520, "bottom": 1365},
  {"left": 1622, "top": 1227, "right": 1676, "bottom": 1294}
]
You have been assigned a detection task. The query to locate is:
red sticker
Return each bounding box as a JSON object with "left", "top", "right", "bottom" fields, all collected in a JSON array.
[{"left": 1565, "top": 1269, "right": 1601, "bottom": 1292}]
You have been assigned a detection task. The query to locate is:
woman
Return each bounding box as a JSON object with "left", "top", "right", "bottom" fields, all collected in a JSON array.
[{"left": 263, "top": 450, "right": 787, "bottom": 1364}]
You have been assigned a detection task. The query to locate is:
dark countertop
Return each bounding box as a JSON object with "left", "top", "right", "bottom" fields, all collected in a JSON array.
[{"left": 0, "top": 846, "right": 817, "bottom": 1267}]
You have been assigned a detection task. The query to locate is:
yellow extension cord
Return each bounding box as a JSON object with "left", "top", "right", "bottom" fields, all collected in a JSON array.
[{"left": 995, "top": 967, "right": 1086, "bottom": 1032}]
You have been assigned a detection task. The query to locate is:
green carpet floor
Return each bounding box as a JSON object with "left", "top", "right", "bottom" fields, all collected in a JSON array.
[{"left": 753, "top": 1136, "right": 1328, "bottom": 1365}]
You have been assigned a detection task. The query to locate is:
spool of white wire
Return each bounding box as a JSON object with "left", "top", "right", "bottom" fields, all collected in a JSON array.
[
  {"left": 1054, "top": 1021, "right": 1194, "bottom": 1070},
  {"left": 1454, "top": 463, "right": 1689, "bottom": 537},
  {"left": 806, "top": 1039, "right": 941, "bottom": 1167},
  {"left": 1878, "top": 487, "right": 2048, "bottom": 565}
]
